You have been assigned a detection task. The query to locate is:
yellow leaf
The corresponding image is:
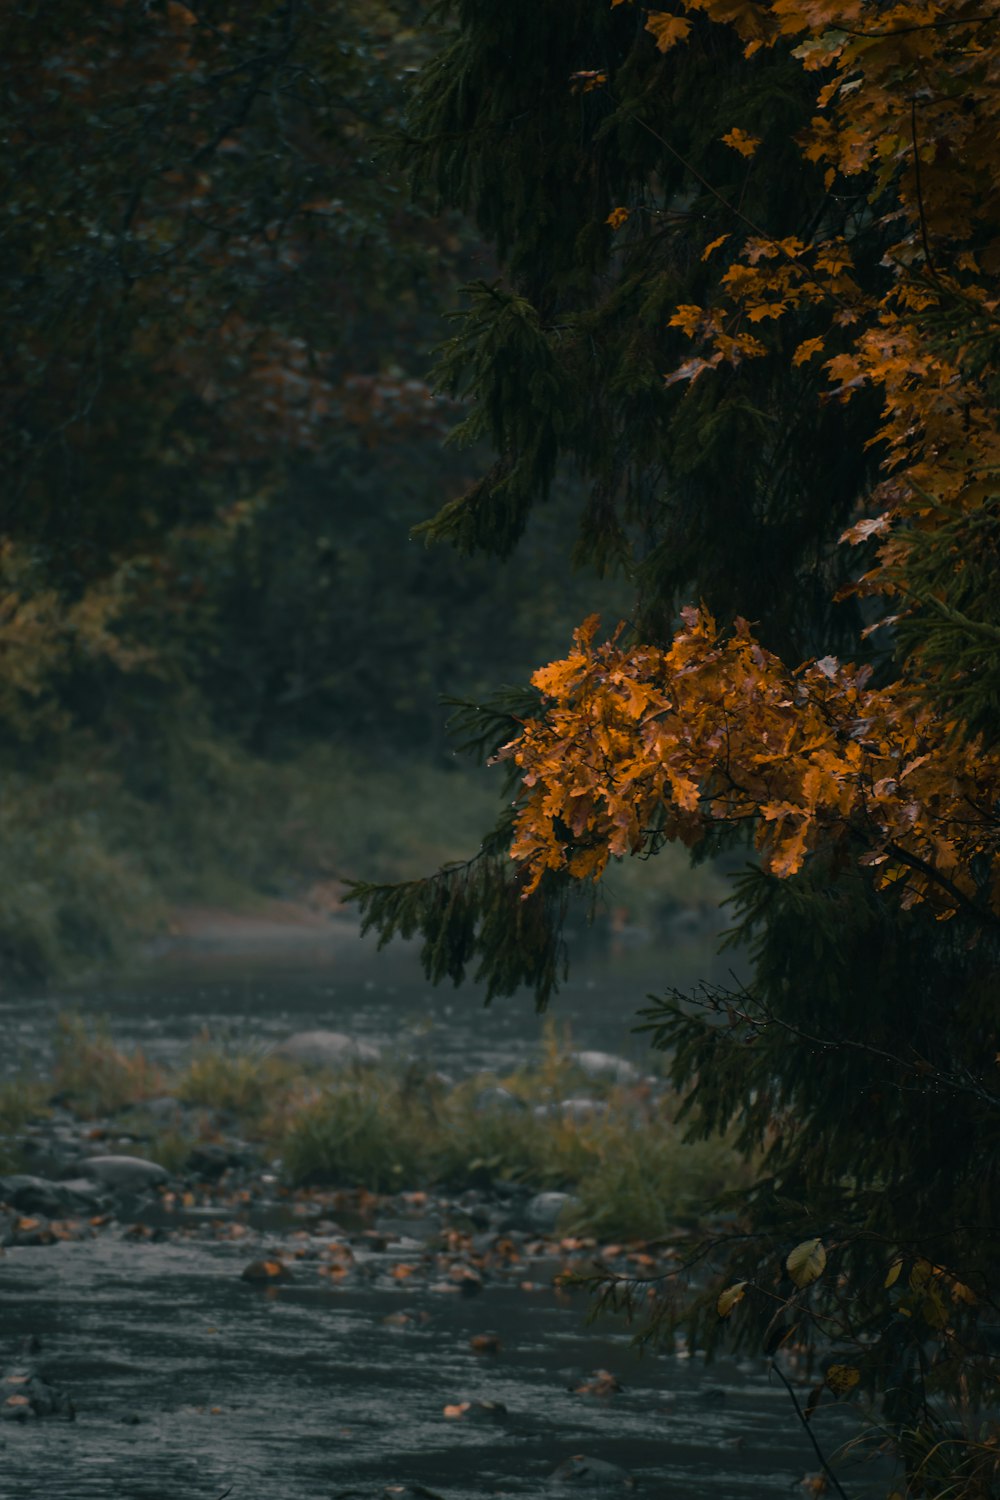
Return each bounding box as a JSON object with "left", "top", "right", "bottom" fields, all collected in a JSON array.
[
  {"left": 717, "top": 1281, "right": 748, "bottom": 1318},
  {"left": 793, "top": 336, "right": 824, "bottom": 367},
  {"left": 786, "top": 1238, "right": 827, "bottom": 1289},
  {"left": 645, "top": 12, "right": 692, "bottom": 52},
  {"left": 825, "top": 1364, "right": 860, "bottom": 1395},
  {"left": 605, "top": 206, "right": 630, "bottom": 230},
  {"left": 884, "top": 1257, "right": 903, "bottom": 1288},
  {"left": 668, "top": 304, "right": 704, "bottom": 336},
  {"left": 701, "top": 233, "right": 731, "bottom": 261},
  {"left": 721, "top": 127, "right": 761, "bottom": 158}
]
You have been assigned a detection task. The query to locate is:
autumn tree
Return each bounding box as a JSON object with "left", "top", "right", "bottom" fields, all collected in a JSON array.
[{"left": 354, "top": 2, "right": 1000, "bottom": 1492}]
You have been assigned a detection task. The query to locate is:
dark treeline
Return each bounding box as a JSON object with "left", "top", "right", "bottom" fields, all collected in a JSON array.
[{"left": 0, "top": 1, "right": 626, "bottom": 978}]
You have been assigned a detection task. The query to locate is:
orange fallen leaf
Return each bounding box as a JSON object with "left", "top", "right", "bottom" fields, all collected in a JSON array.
[{"left": 240, "top": 1258, "right": 293, "bottom": 1283}]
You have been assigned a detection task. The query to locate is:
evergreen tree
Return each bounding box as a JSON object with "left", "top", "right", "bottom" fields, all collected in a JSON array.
[{"left": 354, "top": 4, "right": 1000, "bottom": 1492}]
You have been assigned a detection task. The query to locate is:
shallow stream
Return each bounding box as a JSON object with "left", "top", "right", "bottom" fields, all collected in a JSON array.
[{"left": 0, "top": 923, "right": 879, "bottom": 1499}]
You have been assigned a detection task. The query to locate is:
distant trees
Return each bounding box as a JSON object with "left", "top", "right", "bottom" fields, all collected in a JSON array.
[
  {"left": 355, "top": 4, "right": 1000, "bottom": 1492},
  {"left": 1, "top": 1, "right": 609, "bottom": 759}
]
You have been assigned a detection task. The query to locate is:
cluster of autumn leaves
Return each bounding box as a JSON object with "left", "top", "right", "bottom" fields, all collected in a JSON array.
[
  {"left": 503, "top": 0, "right": 1000, "bottom": 922},
  {"left": 503, "top": 608, "right": 998, "bottom": 918}
]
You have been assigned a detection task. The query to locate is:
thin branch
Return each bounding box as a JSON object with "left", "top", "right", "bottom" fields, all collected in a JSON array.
[{"left": 770, "top": 1358, "right": 852, "bottom": 1500}]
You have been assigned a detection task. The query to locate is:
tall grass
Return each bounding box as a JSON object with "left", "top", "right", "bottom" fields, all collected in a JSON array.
[
  {"left": 52, "top": 1013, "right": 165, "bottom": 1115},
  {"left": 0, "top": 1077, "right": 49, "bottom": 1172},
  {"left": 24, "top": 1016, "right": 751, "bottom": 1240}
]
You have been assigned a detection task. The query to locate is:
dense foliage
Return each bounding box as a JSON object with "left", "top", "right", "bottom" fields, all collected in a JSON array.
[
  {"left": 0, "top": 1, "right": 626, "bottom": 977},
  {"left": 354, "top": 3, "right": 1000, "bottom": 1494}
]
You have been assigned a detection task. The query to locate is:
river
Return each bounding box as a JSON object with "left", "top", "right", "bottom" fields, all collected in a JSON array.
[{"left": 0, "top": 920, "right": 881, "bottom": 1499}]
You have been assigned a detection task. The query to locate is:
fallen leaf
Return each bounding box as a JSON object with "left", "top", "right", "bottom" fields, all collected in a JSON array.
[{"left": 240, "top": 1258, "right": 293, "bottom": 1283}]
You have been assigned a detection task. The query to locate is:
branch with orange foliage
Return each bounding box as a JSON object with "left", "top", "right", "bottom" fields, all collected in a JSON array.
[
  {"left": 498, "top": 1, "right": 1000, "bottom": 922},
  {"left": 500, "top": 609, "right": 1000, "bottom": 921}
]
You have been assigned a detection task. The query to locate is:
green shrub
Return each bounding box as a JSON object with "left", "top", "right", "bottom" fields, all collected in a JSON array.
[{"left": 175, "top": 1036, "right": 299, "bottom": 1120}]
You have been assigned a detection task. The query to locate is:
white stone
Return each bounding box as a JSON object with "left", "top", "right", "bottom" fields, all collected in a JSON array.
[
  {"left": 572, "top": 1051, "right": 640, "bottom": 1085},
  {"left": 273, "top": 1030, "right": 381, "bottom": 1068},
  {"left": 78, "top": 1155, "right": 169, "bottom": 1190}
]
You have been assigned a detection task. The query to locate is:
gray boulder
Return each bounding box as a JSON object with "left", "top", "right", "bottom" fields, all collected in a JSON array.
[
  {"left": 526, "top": 1190, "right": 577, "bottom": 1234},
  {"left": 0, "top": 1175, "right": 103, "bottom": 1217},
  {"left": 273, "top": 1029, "right": 381, "bottom": 1069},
  {"left": 74, "top": 1156, "right": 169, "bottom": 1192},
  {"left": 572, "top": 1051, "right": 640, "bottom": 1085}
]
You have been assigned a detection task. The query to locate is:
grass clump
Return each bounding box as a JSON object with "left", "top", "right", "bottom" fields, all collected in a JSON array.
[
  {"left": 0, "top": 1077, "right": 49, "bottom": 1172},
  {"left": 564, "top": 1120, "right": 750, "bottom": 1240},
  {"left": 17, "top": 1016, "right": 749, "bottom": 1242},
  {"left": 280, "top": 1074, "right": 438, "bottom": 1190},
  {"left": 52, "top": 1013, "right": 165, "bottom": 1116},
  {"left": 175, "top": 1034, "right": 298, "bottom": 1120},
  {"left": 279, "top": 1063, "right": 749, "bottom": 1239}
]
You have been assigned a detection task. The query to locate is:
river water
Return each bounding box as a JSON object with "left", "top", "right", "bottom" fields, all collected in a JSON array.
[{"left": 0, "top": 922, "right": 881, "bottom": 1499}]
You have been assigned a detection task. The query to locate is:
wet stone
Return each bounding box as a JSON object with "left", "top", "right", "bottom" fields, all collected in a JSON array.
[
  {"left": 0, "top": 1175, "right": 101, "bottom": 1218},
  {"left": 274, "top": 1030, "right": 380, "bottom": 1068},
  {"left": 548, "top": 1456, "right": 636, "bottom": 1489},
  {"left": 526, "top": 1191, "right": 578, "bottom": 1234},
  {"left": 571, "top": 1052, "right": 640, "bottom": 1086},
  {"left": 1, "top": 1365, "right": 74, "bottom": 1423},
  {"left": 73, "top": 1156, "right": 169, "bottom": 1193}
]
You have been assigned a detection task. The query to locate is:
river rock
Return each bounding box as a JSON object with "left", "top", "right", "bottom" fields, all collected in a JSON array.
[
  {"left": 572, "top": 1052, "right": 640, "bottom": 1085},
  {"left": 1, "top": 1366, "right": 74, "bottom": 1422},
  {"left": 0, "top": 1175, "right": 103, "bottom": 1217},
  {"left": 526, "top": 1191, "right": 577, "bottom": 1233},
  {"left": 548, "top": 1456, "right": 635, "bottom": 1488},
  {"left": 273, "top": 1030, "right": 381, "bottom": 1069},
  {"left": 74, "top": 1156, "right": 169, "bottom": 1192}
]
